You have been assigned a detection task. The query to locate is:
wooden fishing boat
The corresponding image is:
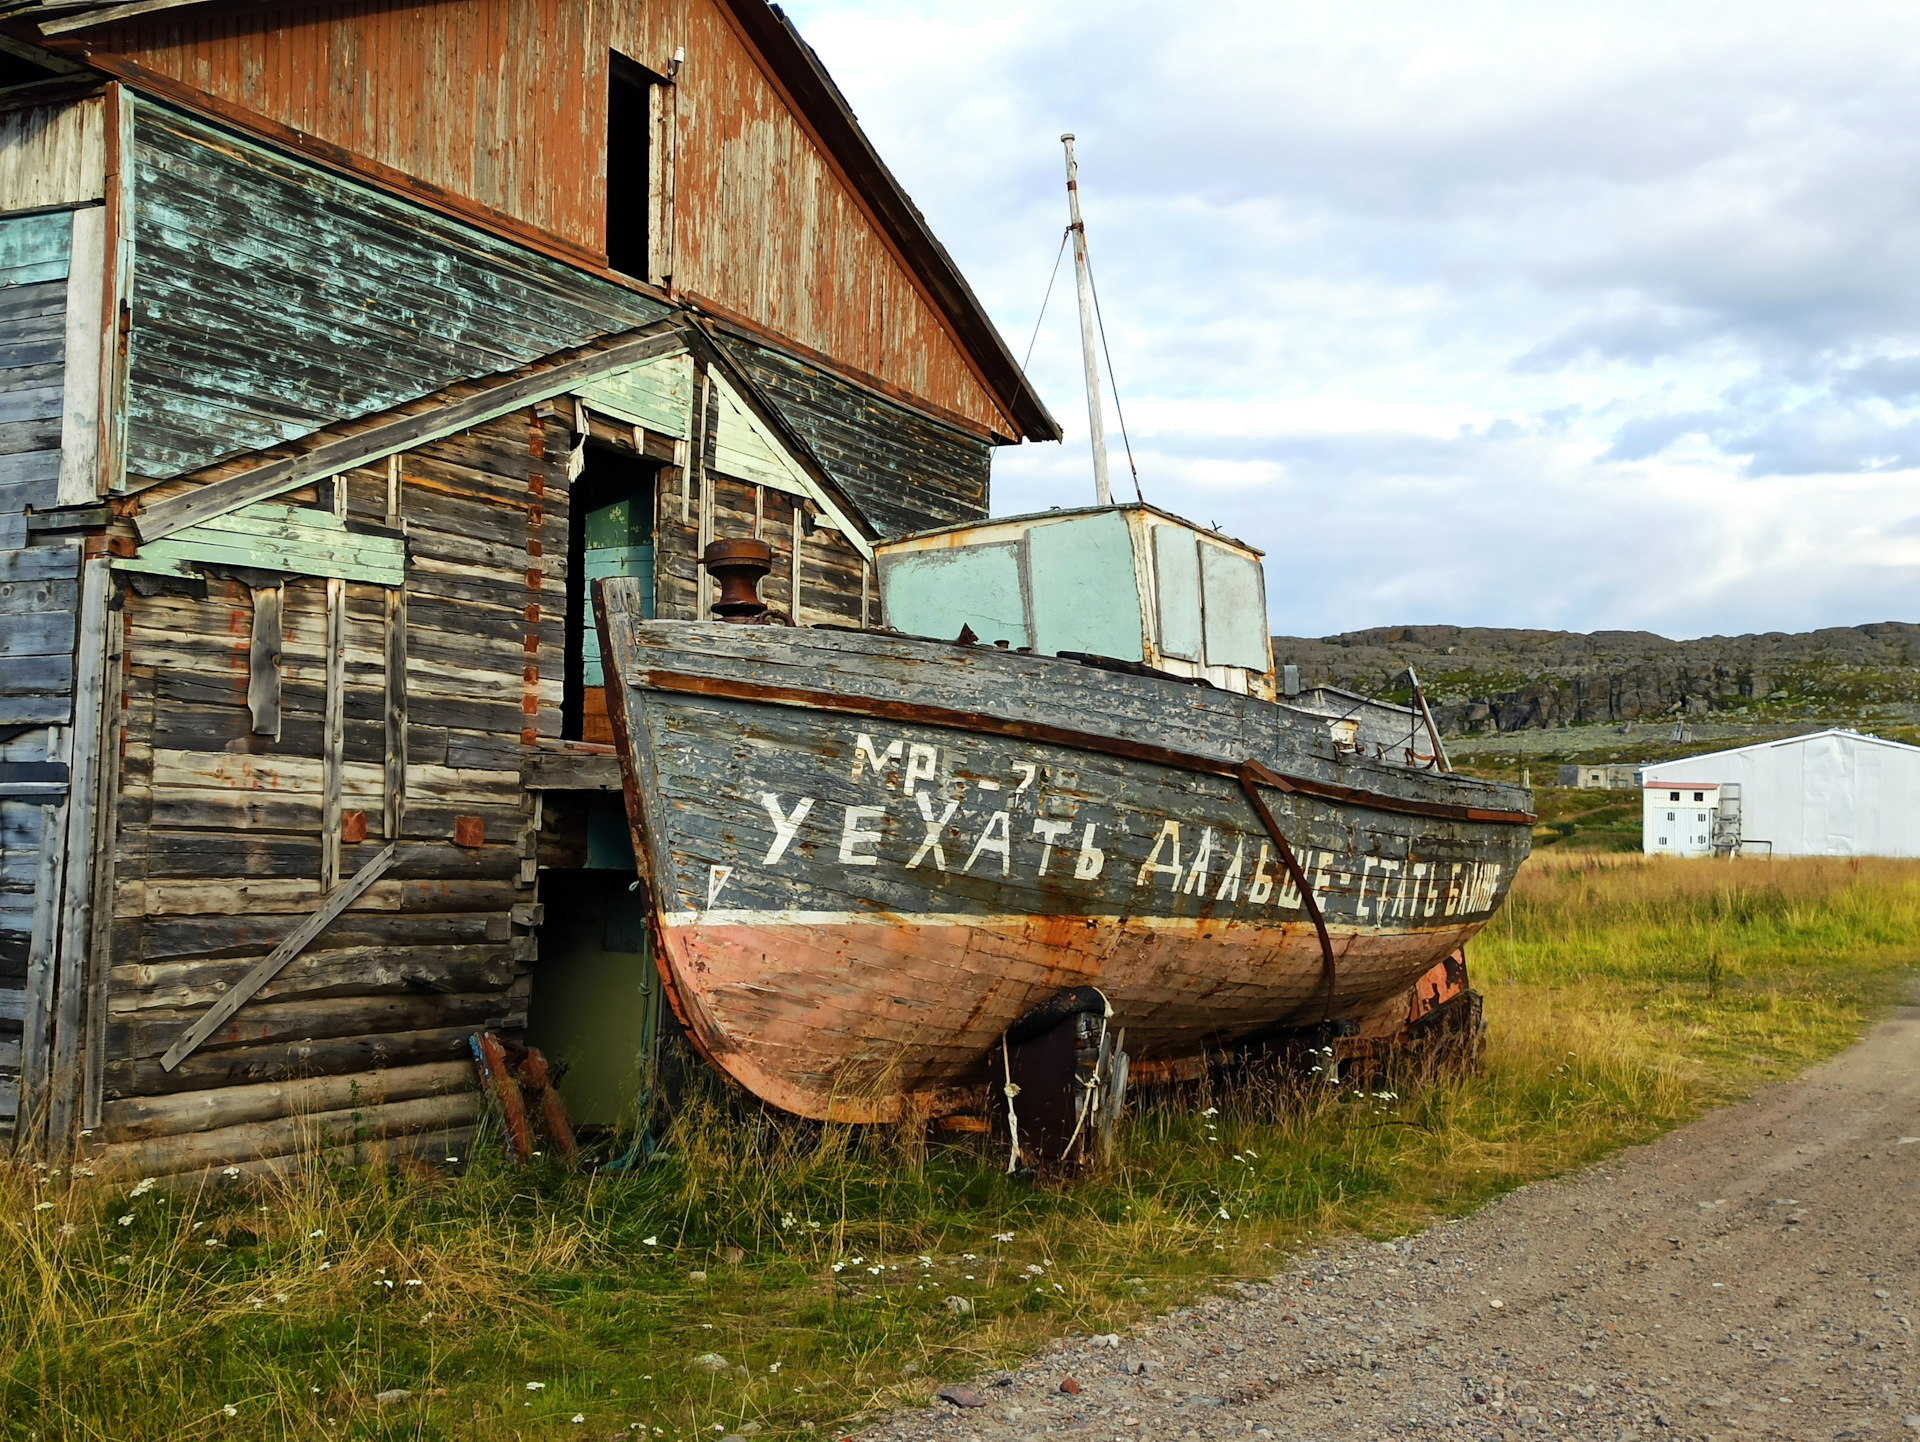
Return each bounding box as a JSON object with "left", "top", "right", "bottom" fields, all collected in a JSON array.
[
  {"left": 590, "top": 138, "right": 1531, "bottom": 1154},
  {"left": 592, "top": 503, "right": 1534, "bottom": 1138}
]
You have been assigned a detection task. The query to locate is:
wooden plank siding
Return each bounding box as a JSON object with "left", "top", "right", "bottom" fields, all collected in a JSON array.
[
  {"left": 121, "top": 98, "right": 670, "bottom": 485},
  {"left": 0, "top": 197, "right": 88, "bottom": 1140},
  {"left": 97, "top": 408, "right": 568, "bottom": 1167},
  {"left": 0, "top": 84, "right": 106, "bottom": 214},
  {"left": 69, "top": 0, "right": 1026, "bottom": 440},
  {"left": 717, "top": 333, "right": 991, "bottom": 541}
]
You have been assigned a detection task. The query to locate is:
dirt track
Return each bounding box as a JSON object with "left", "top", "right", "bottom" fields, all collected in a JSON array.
[{"left": 863, "top": 1000, "right": 1920, "bottom": 1441}]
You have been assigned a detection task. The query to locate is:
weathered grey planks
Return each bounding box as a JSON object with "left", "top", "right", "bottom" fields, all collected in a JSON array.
[
  {"left": 159, "top": 843, "right": 398, "bottom": 1073},
  {"left": 121, "top": 100, "right": 672, "bottom": 484},
  {"left": 718, "top": 333, "right": 991, "bottom": 540},
  {"left": 609, "top": 614, "right": 1522, "bottom": 817},
  {"left": 99, "top": 407, "right": 561, "bottom": 1170},
  {"left": 134, "top": 327, "right": 684, "bottom": 541}
]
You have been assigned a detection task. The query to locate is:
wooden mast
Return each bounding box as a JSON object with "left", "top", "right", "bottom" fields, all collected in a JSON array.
[{"left": 1061, "top": 134, "right": 1112, "bottom": 507}]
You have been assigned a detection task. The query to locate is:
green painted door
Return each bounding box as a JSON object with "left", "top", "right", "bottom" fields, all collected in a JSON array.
[{"left": 582, "top": 494, "right": 653, "bottom": 685}]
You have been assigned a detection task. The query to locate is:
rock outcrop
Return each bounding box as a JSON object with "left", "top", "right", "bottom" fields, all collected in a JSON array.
[{"left": 1270, "top": 623, "right": 1920, "bottom": 734}]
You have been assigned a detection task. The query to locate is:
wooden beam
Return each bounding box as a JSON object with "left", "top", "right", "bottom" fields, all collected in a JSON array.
[
  {"left": 134, "top": 324, "right": 688, "bottom": 543},
  {"left": 39, "top": 0, "right": 223, "bottom": 37},
  {"left": 518, "top": 750, "right": 622, "bottom": 791},
  {"left": 384, "top": 586, "right": 407, "bottom": 841},
  {"left": 81, "top": 594, "right": 126, "bottom": 1130},
  {"left": 321, "top": 577, "right": 345, "bottom": 890},
  {"left": 14, "top": 800, "right": 67, "bottom": 1153},
  {"left": 159, "top": 843, "right": 398, "bottom": 1073},
  {"left": 791, "top": 502, "right": 803, "bottom": 621},
  {"left": 47, "top": 556, "right": 110, "bottom": 1149},
  {"left": 57, "top": 204, "right": 104, "bottom": 506},
  {"left": 694, "top": 372, "right": 714, "bottom": 617},
  {"left": 246, "top": 583, "right": 282, "bottom": 740}
]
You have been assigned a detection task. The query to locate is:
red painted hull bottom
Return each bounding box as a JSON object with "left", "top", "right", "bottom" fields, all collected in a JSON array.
[{"left": 654, "top": 913, "right": 1482, "bottom": 1123}]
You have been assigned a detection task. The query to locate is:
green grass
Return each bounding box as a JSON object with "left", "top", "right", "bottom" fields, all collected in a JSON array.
[
  {"left": 6, "top": 855, "right": 1917, "bottom": 1439},
  {"left": 1521, "top": 785, "right": 1646, "bottom": 852}
]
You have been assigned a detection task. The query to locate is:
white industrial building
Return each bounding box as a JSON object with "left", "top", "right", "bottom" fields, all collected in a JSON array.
[{"left": 1642, "top": 729, "right": 1920, "bottom": 858}]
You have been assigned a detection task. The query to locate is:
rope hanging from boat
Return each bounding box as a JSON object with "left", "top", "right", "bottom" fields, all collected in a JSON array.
[
  {"left": 1059, "top": 988, "right": 1115, "bottom": 1161},
  {"left": 1000, "top": 1033, "right": 1025, "bottom": 1175},
  {"left": 1236, "top": 760, "right": 1340, "bottom": 1022}
]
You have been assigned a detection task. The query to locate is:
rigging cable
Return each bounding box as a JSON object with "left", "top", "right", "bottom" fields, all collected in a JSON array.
[
  {"left": 1021, "top": 227, "right": 1072, "bottom": 373},
  {"left": 1083, "top": 248, "right": 1145, "bottom": 503}
]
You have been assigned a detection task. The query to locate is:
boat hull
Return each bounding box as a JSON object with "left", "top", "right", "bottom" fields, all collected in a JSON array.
[{"left": 594, "top": 594, "right": 1533, "bottom": 1123}]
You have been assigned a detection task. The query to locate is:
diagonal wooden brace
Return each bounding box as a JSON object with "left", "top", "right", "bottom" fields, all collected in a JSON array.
[{"left": 159, "top": 843, "right": 397, "bottom": 1072}]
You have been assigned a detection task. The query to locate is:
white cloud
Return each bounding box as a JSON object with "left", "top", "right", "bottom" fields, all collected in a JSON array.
[{"left": 782, "top": 0, "right": 1920, "bottom": 638}]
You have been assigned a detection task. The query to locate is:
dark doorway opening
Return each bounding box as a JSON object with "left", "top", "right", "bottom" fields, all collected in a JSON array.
[
  {"left": 524, "top": 864, "right": 663, "bottom": 1131},
  {"left": 564, "top": 445, "right": 657, "bottom": 743},
  {"left": 606, "top": 52, "right": 663, "bottom": 280}
]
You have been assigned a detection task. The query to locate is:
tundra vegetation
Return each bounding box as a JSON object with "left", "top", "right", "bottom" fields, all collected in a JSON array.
[{"left": 3, "top": 856, "right": 1914, "bottom": 1439}]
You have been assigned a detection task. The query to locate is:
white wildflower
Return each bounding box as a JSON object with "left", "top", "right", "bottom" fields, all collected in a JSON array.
[
  {"left": 308, "top": 1229, "right": 324, "bottom": 1239},
  {"left": 223, "top": 1405, "right": 238, "bottom": 1417},
  {"left": 318, "top": 1261, "right": 332, "bottom": 1271},
  {"left": 129, "top": 1178, "right": 156, "bottom": 1198},
  {"left": 1218, "top": 1208, "right": 1231, "bottom": 1220},
  {"left": 32, "top": 1201, "right": 53, "bottom": 1212},
  {"left": 405, "top": 1279, "right": 423, "bottom": 1287},
  {"left": 642, "top": 1236, "right": 658, "bottom": 1246},
  {"left": 526, "top": 1382, "right": 546, "bottom": 1391},
  {"left": 1200, "top": 1107, "right": 1219, "bottom": 1118},
  {"left": 222, "top": 1166, "right": 240, "bottom": 1178},
  {"left": 992, "top": 1232, "right": 1014, "bottom": 1243},
  {"left": 572, "top": 1415, "right": 586, "bottom": 1424},
  {"left": 830, "top": 1262, "right": 845, "bottom": 1273}
]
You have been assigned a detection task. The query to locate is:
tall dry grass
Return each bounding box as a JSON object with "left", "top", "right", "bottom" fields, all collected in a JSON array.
[{"left": 2, "top": 854, "right": 1913, "bottom": 1439}]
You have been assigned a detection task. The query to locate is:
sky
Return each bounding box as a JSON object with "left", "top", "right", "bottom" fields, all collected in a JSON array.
[{"left": 779, "top": 0, "right": 1920, "bottom": 640}]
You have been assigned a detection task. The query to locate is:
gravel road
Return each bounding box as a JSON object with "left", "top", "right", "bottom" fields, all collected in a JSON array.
[{"left": 863, "top": 1001, "right": 1920, "bottom": 1441}]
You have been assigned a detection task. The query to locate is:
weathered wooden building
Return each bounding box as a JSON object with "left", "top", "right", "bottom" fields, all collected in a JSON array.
[{"left": 0, "top": 0, "right": 1056, "bottom": 1173}]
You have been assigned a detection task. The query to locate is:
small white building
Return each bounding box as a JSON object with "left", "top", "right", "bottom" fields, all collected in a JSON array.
[{"left": 1642, "top": 729, "right": 1920, "bottom": 858}]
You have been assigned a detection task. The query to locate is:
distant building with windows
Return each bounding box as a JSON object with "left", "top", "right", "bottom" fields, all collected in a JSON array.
[
  {"left": 1558, "top": 763, "right": 1641, "bottom": 790},
  {"left": 1641, "top": 730, "right": 1920, "bottom": 858}
]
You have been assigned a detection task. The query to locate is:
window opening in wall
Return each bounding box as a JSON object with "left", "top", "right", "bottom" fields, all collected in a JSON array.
[
  {"left": 607, "top": 52, "right": 664, "bottom": 280},
  {"left": 564, "top": 444, "right": 657, "bottom": 743}
]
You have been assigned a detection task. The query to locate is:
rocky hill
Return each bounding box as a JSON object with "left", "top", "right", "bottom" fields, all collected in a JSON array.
[{"left": 1270, "top": 623, "right": 1920, "bottom": 735}]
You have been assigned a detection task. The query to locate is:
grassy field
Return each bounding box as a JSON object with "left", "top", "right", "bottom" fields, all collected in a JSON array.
[{"left": 6, "top": 856, "right": 1919, "bottom": 1439}]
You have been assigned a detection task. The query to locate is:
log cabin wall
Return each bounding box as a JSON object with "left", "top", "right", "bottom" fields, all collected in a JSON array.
[
  {"left": 94, "top": 407, "right": 568, "bottom": 1176},
  {"left": 52, "top": 0, "right": 1039, "bottom": 442}
]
